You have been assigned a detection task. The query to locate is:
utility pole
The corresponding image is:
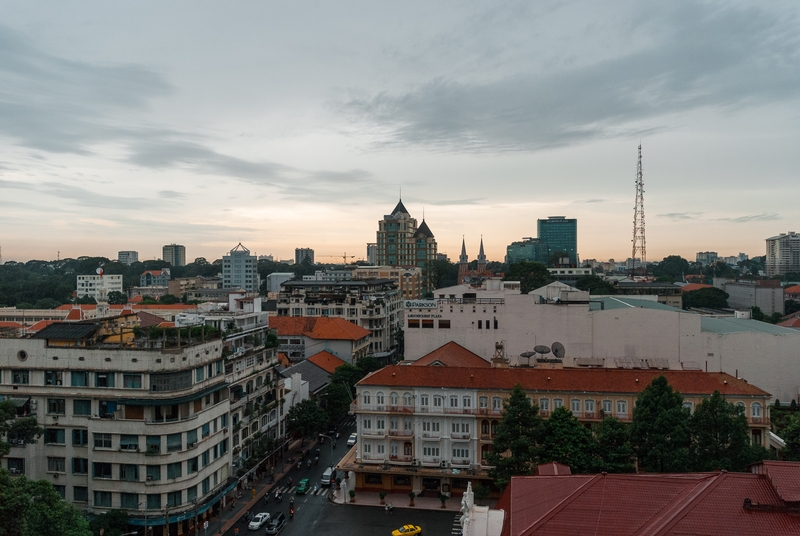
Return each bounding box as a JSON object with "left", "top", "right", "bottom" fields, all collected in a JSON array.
[{"left": 631, "top": 143, "right": 646, "bottom": 277}]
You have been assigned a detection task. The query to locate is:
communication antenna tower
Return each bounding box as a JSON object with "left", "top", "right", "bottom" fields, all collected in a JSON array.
[{"left": 631, "top": 144, "right": 646, "bottom": 274}]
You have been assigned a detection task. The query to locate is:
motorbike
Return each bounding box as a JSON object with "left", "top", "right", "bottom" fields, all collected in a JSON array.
[
  {"left": 314, "top": 456, "right": 319, "bottom": 465},
  {"left": 289, "top": 507, "right": 294, "bottom": 520},
  {"left": 297, "top": 461, "right": 302, "bottom": 470},
  {"left": 306, "top": 459, "right": 312, "bottom": 469},
  {"left": 275, "top": 491, "right": 282, "bottom": 502}
]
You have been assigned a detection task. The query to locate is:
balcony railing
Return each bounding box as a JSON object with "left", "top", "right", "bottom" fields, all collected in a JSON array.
[
  {"left": 361, "top": 429, "right": 386, "bottom": 438},
  {"left": 451, "top": 432, "right": 471, "bottom": 440},
  {"left": 389, "top": 455, "right": 413, "bottom": 463},
  {"left": 388, "top": 429, "right": 414, "bottom": 438},
  {"left": 421, "top": 432, "right": 441, "bottom": 439}
]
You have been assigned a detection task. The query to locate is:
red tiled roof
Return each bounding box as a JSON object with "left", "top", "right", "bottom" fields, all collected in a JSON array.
[
  {"left": 65, "top": 309, "right": 83, "bottom": 321},
  {"left": 534, "top": 462, "right": 572, "bottom": 476},
  {"left": 28, "top": 319, "right": 59, "bottom": 332},
  {"left": 129, "top": 295, "right": 144, "bottom": 303},
  {"left": 269, "top": 316, "right": 370, "bottom": 341},
  {"left": 784, "top": 284, "right": 800, "bottom": 295},
  {"left": 307, "top": 351, "right": 348, "bottom": 374},
  {"left": 0, "top": 321, "right": 24, "bottom": 329},
  {"left": 137, "top": 311, "right": 165, "bottom": 328},
  {"left": 141, "top": 270, "right": 169, "bottom": 276},
  {"left": 357, "top": 366, "right": 769, "bottom": 397},
  {"left": 503, "top": 469, "right": 800, "bottom": 536},
  {"left": 158, "top": 321, "right": 175, "bottom": 328},
  {"left": 55, "top": 303, "right": 195, "bottom": 311},
  {"left": 777, "top": 318, "right": 800, "bottom": 328},
  {"left": 411, "top": 341, "right": 491, "bottom": 367},
  {"left": 752, "top": 461, "right": 800, "bottom": 503},
  {"left": 277, "top": 353, "right": 291, "bottom": 367},
  {"left": 681, "top": 283, "right": 714, "bottom": 293},
  {"left": 55, "top": 304, "right": 96, "bottom": 311}
]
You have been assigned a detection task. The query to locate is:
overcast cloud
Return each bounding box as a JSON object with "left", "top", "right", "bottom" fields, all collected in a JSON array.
[{"left": 0, "top": 1, "right": 798, "bottom": 263}]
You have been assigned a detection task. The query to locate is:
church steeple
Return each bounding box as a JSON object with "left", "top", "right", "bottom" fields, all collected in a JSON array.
[
  {"left": 459, "top": 237, "right": 468, "bottom": 265},
  {"left": 477, "top": 236, "right": 486, "bottom": 263}
]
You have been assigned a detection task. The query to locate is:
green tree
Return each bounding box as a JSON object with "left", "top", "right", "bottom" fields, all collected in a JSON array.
[
  {"left": 88, "top": 510, "right": 129, "bottom": 536},
  {"left": 32, "top": 298, "right": 62, "bottom": 309},
  {"left": 703, "top": 261, "right": 735, "bottom": 278},
  {"left": 0, "top": 400, "right": 43, "bottom": 457},
  {"left": 0, "top": 473, "right": 91, "bottom": 536},
  {"left": 682, "top": 287, "right": 729, "bottom": 309},
  {"left": 537, "top": 406, "right": 595, "bottom": 473},
  {"left": 486, "top": 385, "right": 543, "bottom": 488},
  {"left": 426, "top": 259, "right": 459, "bottom": 290},
  {"left": 547, "top": 250, "right": 571, "bottom": 267},
  {"left": 158, "top": 294, "right": 180, "bottom": 304},
  {"left": 574, "top": 275, "right": 617, "bottom": 295},
  {"left": 504, "top": 261, "right": 551, "bottom": 295},
  {"left": 106, "top": 291, "right": 128, "bottom": 305},
  {"left": 76, "top": 295, "right": 97, "bottom": 304},
  {"left": 689, "top": 391, "right": 765, "bottom": 472},
  {"left": 785, "top": 300, "right": 800, "bottom": 315},
  {"left": 592, "top": 417, "right": 635, "bottom": 473},
  {"left": 630, "top": 376, "right": 691, "bottom": 473},
  {"left": 286, "top": 399, "right": 328, "bottom": 443},
  {"left": 322, "top": 382, "right": 352, "bottom": 425},
  {"left": 651, "top": 255, "right": 690, "bottom": 280},
  {"left": 780, "top": 412, "right": 800, "bottom": 461}
]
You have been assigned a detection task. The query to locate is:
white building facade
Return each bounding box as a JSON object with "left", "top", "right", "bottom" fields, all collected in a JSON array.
[
  {"left": 222, "top": 243, "right": 260, "bottom": 292},
  {"left": 76, "top": 274, "right": 124, "bottom": 300}
]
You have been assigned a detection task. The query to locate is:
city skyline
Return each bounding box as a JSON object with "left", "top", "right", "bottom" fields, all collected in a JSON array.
[{"left": 1, "top": 2, "right": 799, "bottom": 263}]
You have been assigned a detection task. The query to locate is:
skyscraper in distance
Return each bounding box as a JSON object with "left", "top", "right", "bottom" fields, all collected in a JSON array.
[
  {"left": 162, "top": 244, "right": 186, "bottom": 267},
  {"left": 537, "top": 216, "right": 578, "bottom": 266},
  {"left": 376, "top": 199, "right": 437, "bottom": 293}
]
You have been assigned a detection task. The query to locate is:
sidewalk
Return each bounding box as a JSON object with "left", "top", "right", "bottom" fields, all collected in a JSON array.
[
  {"left": 212, "top": 439, "right": 306, "bottom": 535},
  {"left": 330, "top": 470, "right": 465, "bottom": 513}
]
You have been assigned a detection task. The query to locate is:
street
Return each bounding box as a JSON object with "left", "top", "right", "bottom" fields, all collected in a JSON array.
[{"left": 222, "top": 420, "right": 459, "bottom": 535}]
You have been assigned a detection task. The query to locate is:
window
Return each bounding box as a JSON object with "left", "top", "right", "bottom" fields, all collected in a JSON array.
[
  {"left": 376, "top": 418, "right": 385, "bottom": 430},
  {"left": 571, "top": 399, "right": 581, "bottom": 414},
  {"left": 187, "top": 457, "right": 198, "bottom": 473},
  {"left": 47, "top": 398, "right": 65, "bottom": 415},
  {"left": 201, "top": 423, "right": 210, "bottom": 438},
  {"left": 167, "top": 462, "right": 182, "bottom": 479},
  {"left": 45, "top": 371, "right": 63, "bottom": 386},
  {"left": 553, "top": 399, "right": 564, "bottom": 409},
  {"left": 73, "top": 399, "right": 91, "bottom": 416},
  {"left": 463, "top": 396, "right": 472, "bottom": 408},
  {"left": 752, "top": 403, "right": 763, "bottom": 418},
  {"left": 94, "top": 433, "right": 112, "bottom": 449},
  {"left": 616, "top": 400, "right": 628, "bottom": 416},
  {"left": 390, "top": 392, "right": 399, "bottom": 406},
  {"left": 95, "top": 372, "right": 115, "bottom": 388},
  {"left": 187, "top": 428, "right": 198, "bottom": 447},
  {"left": 196, "top": 367, "right": 205, "bottom": 383},
  {"left": 452, "top": 447, "right": 469, "bottom": 459},
  {"left": 478, "top": 320, "right": 482, "bottom": 329},
  {"left": 585, "top": 400, "right": 595, "bottom": 413},
  {"left": 120, "top": 435, "right": 139, "bottom": 451},
  {"left": 682, "top": 402, "right": 694, "bottom": 414},
  {"left": 187, "top": 485, "right": 197, "bottom": 503},
  {"left": 420, "top": 395, "right": 429, "bottom": 407},
  {"left": 602, "top": 400, "right": 612, "bottom": 414},
  {"left": 167, "top": 433, "right": 182, "bottom": 452},
  {"left": 438, "top": 320, "right": 451, "bottom": 329},
  {"left": 72, "top": 429, "right": 88, "bottom": 446},
  {"left": 492, "top": 397, "right": 502, "bottom": 410},
  {"left": 147, "top": 494, "right": 161, "bottom": 510},
  {"left": 47, "top": 457, "right": 66, "bottom": 473},
  {"left": 479, "top": 396, "right": 488, "bottom": 409},
  {"left": 146, "top": 436, "right": 161, "bottom": 454},
  {"left": 121, "top": 493, "right": 140, "bottom": 509},
  {"left": 94, "top": 491, "right": 112, "bottom": 507},
  {"left": 433, "top": 396, "right": 443, "bottom": 408},
  {"left": 450, "top": 396, "right": 458, "bottom": 408},
  {"left": 377, "top": 444, "right": 385, "bottom": 455},
  {"left": 363, "top": 418, "right": 372, "bottom": 430},
  {"left": 421, "top": 319, "right": 434, "bottom": 328},
  {"left": 146, "top": 465, "right": 161, "bottom": 482},
  {"left": 120, "top": 464, "right": 139, "bottom": 481},
  {"left": 93, "top": 462, "right": 112, "bottom": 479},
  {"left": 362, "top": 392, "right": 371, "bottom": 405},
  {"left": 71, "top": 371, "right": 88, "bottom": 387},
  {"left": 72, "top": 457, "right": 89, "bottom": 474},
  {"left": 202, "top": 477, "right": 210, "bottom": 495},
  {"left": 422, "top": 446, "right": 440, "bottom": 457},
  {"left": 376, "top": 392, "right": 385, "bottom": 405},
  {"left": 45, "top": 428, "right": 65, "bottom": 445},
  {"left": 74, "top": 487, "right": 88, "bottom": 502},
  {"left": 123, "top": 374, "right": 142, "bottom": 389},
  {"left": 12, "top": 370, "right": 29, "bottom": 384}
]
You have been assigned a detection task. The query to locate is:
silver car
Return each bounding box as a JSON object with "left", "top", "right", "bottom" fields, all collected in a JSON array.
[{"left": 248, "top": 512, "right": 270, "bottom": 530}]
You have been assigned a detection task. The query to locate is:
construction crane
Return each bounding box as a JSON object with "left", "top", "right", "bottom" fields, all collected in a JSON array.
[{"left": 320, "top": 253, "right": 357, "bottom": 264}]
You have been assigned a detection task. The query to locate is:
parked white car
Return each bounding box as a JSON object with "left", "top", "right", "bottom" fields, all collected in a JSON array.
[
  {"left": 347, "top": 432, "right": 357, "bottom": 447},
  {"left": 248, "top": 512, "right": 270, "bottom": 530}
]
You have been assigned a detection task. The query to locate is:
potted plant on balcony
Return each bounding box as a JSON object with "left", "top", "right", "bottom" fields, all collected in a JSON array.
[
  {"left": 408, "top": 491, "right": 415, "bottom": 507},
  {"left": 349, "top": 489, "right": 356, "bottom": 503},
  {"left": 440, "top": 493, "right": 447, "bottom": 508},
  {"left": 379, "top": 491, "right": 387, "bottom": 505},
  {"left": 335, "top": 477, "right": 342, "bottom": 490}
]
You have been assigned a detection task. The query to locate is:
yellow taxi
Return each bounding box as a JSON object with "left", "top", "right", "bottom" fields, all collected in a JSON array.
[{"left": 391, "top": 524, "right": 422, "bottom": 536}]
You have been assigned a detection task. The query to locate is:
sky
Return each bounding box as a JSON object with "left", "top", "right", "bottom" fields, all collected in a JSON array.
[{"left": 1, "top": 1, "right": 798, "bottom": 265}]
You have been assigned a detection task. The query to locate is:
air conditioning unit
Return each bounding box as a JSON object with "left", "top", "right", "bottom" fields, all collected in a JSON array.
[
  {"left": 411, "top": 459, "right": 418, "bottom": 467},
  {"left": 146, "top": 476, "right": 153, "bottom": 482},
  {"left": 440, "top": 461, "right": 447, "bottom": 468},
  {"left": 9, "top": 468, "right": 19, "bottom": 475}
]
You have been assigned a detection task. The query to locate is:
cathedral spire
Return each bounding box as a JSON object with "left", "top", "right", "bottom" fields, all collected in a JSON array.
[
  {"left": 477, "top": 236, "right": 486, "bottom": 263},
  {"left": 459, "top": 236, "right": 468, "bottom": 264}
]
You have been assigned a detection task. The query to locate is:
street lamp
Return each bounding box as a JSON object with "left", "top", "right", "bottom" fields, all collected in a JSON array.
[
  {"left": 319, "top": 434, "right": 334, "bottom": 455},
  {"left": 137, "top": 502, "right": 148, "bottom": 536}
]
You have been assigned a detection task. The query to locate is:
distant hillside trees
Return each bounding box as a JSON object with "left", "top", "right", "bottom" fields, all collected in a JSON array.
[{"left": 504, "top": 261, "right": 551, "bottom": 294}]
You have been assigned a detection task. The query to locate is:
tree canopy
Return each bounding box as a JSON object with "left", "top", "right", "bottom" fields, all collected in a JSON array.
[
  {"left": 574, "top": 275, "right": 617, "bottom": 295},
  {"left": 630, "top": 376, "right": 691, "bottom": 472},
  {"left": 0, "top": 400, "right": 43, "bottom": 457},
  {"left": 651, "top": 255, "right": 691, "bottom": 280},
  {"left": 286, "top": 399, "right": 328, "bottom": 442},
  {"left": 0, "top": 473, "right": 91, "bottom": 536},
  {"left": 486, "top": 384, "right": 543, "bottom": 487},
  {"left": 592, "top": 417, "right": 635, "bottom": 473},
  {"left": 537, "top": 406, "right": 594, "bottom": 473},
  {"left": 682, "top": 287, "right": 729, "bottom": 309},
  {"left": 504, "top": 262, "right": 551, "bottom": 295},
  {"left": 426, "top": 259, "right": 459, "bottom": 291},
  {"left": 781, "top": 412, "right": 800, "bottom": 461}
]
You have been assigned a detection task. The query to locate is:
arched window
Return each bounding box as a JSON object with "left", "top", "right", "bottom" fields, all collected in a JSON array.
[
  {"left": 390, "top": 392, "right": 399, "bottom": 406},
  {"left": 256, "top": 376, "right": 263, "bottom": 388},
  {"left": 376, "top": 392, "right": 385, "bottom": 405},
  {"left": 362, "top": 391, "right": 371, "bottom": 405},
  {"left": 682, "top": 402, "right": 693, "bottom": 414},
  {"left": 752, "top": 402, "right": 763, "bottom": 418},
  {"left": 490, "top": 420, "right": 499, "bottom": 435},
  {"left": 481, "top": 420, "right": 490, "bottom": 435},
  {"left": 403, "top": 393, "right": 412, "bottom": 407}
]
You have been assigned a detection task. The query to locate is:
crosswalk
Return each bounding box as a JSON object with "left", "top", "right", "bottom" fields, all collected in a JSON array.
[
  {"left": 451, "top": 513, "right": 463, "bottom": 535},
  {"left": 268, "top": 484, "right": 334, "bottom": 498}
]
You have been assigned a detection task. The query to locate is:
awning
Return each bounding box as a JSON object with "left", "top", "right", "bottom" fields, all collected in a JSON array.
[
  {"left": 127, "top": 479, "right": 238, "bottom": 526},
  {"left": 117, "top": 382, "right": 228, "bottom": 406}
]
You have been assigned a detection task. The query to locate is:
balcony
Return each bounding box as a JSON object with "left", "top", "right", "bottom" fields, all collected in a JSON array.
[
  {"left": 387, "top": 405, "right": 414, "bottom": 414},
  {"left": 451, "top": 458, "right": 471, "bottom": 467},
  {"left": 387, "top": 429, "right": 413, "bottom": 438},
  {"left": 451, "top": 432, "right": 471, "bottom": 440},
  {"left": 420, "top": 432, "right": 441, "bottom": 439},
  {"left": 361, "top": 429, "right": 386, "bottom": 438},
  {"left": 389, "top": 455, "right": 413, "bottom": 463}
]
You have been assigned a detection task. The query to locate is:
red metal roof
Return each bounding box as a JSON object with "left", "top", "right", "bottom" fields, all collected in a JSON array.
[
  {"left": 680, "top": 283, "right": 714, "bottom": 293},
  {"left": 751, "top": 461, "right": 800, "bottom": 503},
  {"left": 358, "top": 366, "right": 769, "bottom": 397},
  {"left": 501, "top": 468, "right": 800, "bottom": 536},
  {"left": 411, "top": 341, "right": 491, "bottom": 367}
]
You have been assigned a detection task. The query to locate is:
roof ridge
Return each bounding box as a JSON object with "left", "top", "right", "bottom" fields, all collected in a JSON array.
[
  {"left": 639, "top": 472, "right": 726, "bottom": 536},
  {"left": 519, "top": 475, "right": 602, "bottom": 536}
]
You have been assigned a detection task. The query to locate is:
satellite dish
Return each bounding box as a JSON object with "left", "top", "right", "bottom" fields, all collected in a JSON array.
[
  {"left": 520, "top": 351, "right": 536, "bottom": 358},
  {"left": 552, "top": 342, "right": 566, "bottom": 359},
  {"left": 533, "top": 345, "right": 551, "bottom": 355},
  {"left": 96, "top": 267, "right": 104, "bottom": 276}
]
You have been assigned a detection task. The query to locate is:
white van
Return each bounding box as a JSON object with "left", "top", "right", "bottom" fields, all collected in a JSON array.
[{"left": 321, "top": 466, "right": 335, "bottom": 486}]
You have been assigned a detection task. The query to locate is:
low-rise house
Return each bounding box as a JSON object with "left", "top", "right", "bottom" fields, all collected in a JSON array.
[{"left": 269, "top": 316, "right": 371, "bottom": 364}]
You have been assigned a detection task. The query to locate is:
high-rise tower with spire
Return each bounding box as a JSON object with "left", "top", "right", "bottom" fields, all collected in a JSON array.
[{"left": 376, "top": 198, "right": 438, "bottom": 293}]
